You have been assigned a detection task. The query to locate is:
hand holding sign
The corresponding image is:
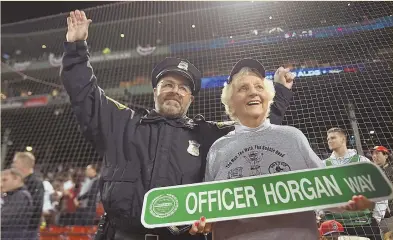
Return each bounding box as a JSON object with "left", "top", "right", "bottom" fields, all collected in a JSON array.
[
  {"left": 189, "top": 216, "right": 212, "bottom": 236},
  {"left": 341, "top": 195, "right": 374, "bottom": 211}
]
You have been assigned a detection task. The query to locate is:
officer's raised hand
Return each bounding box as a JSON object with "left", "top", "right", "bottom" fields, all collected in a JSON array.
[
  {"left": 274, "top": 66, "right": 295, "bottom": 89},
  {"left": 66, "top": 10, "right": 92, "bottom": 42}
]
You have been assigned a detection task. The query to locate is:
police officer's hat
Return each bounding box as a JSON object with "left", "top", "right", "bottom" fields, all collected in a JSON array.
[
  {"left": 227, "top": 58, "right": 266, "bottom": 84},
  {"left": 151, "top": 57, "right": 202, "bottom": 95}
]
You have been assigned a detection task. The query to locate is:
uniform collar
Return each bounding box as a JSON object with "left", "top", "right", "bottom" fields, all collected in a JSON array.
[
  {"left": 140, "top": 110, "right": 196, "bottom": 129},
  {"left": 234, "top": 119, "right": 271, "bottom": 134}
]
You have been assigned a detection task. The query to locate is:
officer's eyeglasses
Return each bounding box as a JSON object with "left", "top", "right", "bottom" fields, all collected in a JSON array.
[{"left": 158, "top": 81, "right": 192, "bottom": 96}]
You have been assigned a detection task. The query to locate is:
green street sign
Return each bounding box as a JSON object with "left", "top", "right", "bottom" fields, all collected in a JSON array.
[{"left": 141, "top": 162, "right": 393, "bottom": 228}]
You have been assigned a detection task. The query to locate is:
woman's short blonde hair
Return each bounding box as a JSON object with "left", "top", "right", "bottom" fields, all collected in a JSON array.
[{"left": 221, "top": 67, "right": 275, "bottom": 121}]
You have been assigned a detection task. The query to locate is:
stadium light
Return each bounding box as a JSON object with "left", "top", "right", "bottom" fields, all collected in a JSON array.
[
  {"left": 269, "top": 16, "right": 273, "bottom": 20},
  {"left": 370, "top": 130, "right": 375, "bottom": 134},
  {"left": 26, "top": 146, "right": 33, "bottom": 151},
  {"left": 120, "top": 33, "right": 125, "bottom": 38},
  {"left": 42, "top": 44, "right": 47, "bottom": 49},
  {"left": 192, "top": 24, "right": 196, "bottom": 28}
]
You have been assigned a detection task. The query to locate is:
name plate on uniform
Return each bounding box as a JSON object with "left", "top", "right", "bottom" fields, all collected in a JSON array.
[{"left": 141, "top": 162, "right": 393, "bottom": 228}]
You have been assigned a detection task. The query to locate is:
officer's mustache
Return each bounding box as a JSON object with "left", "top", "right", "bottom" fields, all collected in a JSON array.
[{"left": 164, "top": 93, "right": 182, "bottom": 104}]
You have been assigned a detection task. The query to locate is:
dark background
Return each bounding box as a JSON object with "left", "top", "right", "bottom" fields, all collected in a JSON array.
[{"left": 1, "top": 1, "right": 113, "bottom": 24}]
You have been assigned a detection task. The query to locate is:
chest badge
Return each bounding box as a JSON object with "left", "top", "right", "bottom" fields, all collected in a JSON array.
[{"left": 187, "top": 140, "right": 200, "bottom": 157}]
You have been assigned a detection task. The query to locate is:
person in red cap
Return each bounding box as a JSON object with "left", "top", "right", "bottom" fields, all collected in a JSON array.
[
  {"left": 373, "top": 146, "right": 393, "bottom": 232},
  {"left": 319, "top": 220, "right": 344, "bottom": 240},
  {"left": 372, "top": 146, "right": 393, "bottom": 182}
]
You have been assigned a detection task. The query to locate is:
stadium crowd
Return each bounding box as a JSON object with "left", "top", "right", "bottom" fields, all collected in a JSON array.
[{"left": 1, "top": 152, "right": 102, "bottom": 239}]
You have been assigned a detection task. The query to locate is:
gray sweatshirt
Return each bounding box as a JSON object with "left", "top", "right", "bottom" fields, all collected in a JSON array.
[{"left": 205, "top": 119, "right": 324, "bottom": 240}]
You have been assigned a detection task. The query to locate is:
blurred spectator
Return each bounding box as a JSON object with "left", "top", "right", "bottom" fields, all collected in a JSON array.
[
  {"left": 373, "top": 146, "right": 393, "bottom": 234},
  {"left": 75, "top": 163, "right": 100, "bottom": 225},
  {"left": 322, "top": 128, "right": 383, "bottom": 240},
  {"left": 372, "top": 146, "right": 393, "bottom": 182},
  {"left": 1, "top": 168, "right": 34, "bottom": 239},
  {"left": 58, "top": 171, "right": 78, "bottom": 225},
  {"left": 42, "top": 173, "right": 56, "bottom": 226},
  {"left": 50, "top": 179, "right": 64, "bottom": 224},
  {"left": 12, "top": 152, "right": 44, "bottom": 240},
  {"left": 319, "top": 220, "right": 344, "bottom": 240}
]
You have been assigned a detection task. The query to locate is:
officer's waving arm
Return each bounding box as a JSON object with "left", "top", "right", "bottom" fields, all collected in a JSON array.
[{"left": 61, "top": 10, "right": 133, "bottom": 155}]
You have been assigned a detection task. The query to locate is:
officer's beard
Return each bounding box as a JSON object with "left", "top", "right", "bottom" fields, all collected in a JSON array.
[{"left": 155, "top": 94, "right": 191, "bottom": 119}]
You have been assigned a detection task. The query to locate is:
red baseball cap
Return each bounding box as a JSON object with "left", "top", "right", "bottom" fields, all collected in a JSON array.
[
  {"left": 373, "top": 146, "right": 390, "bottom": 154},
  {"left": 319, "top": 220, "right": 344, "bottom": 236}
]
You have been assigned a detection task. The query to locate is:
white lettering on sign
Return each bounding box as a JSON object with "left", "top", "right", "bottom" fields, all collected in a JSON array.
[
  {"left": 344, "top": 175, "right": 376, "bottom": 193},
  {"left": 184, "top": 186, "right": 258, "bottom": 214},
  {"left": 263, "top": 183, "right": 278, "bottom": 205},
  {"left": 244, "top": 186, "right": 258, "bottom": 207},
  {"left": 276, "top": 182, "right": 291, "bottom": 203},
  {"left": 296, "top": 70, "right": 321, "bottom": 77},
  {"left": 300, "top": 178, "right": 318, "bottom": 200},
  {"left": 263, "top": 175, "right": 342, "bottom": 205},
  {"left": 234, "top": 187, "right": 246, "bottom": 209},
  {"left": 208, "top": 190, "right": 218, "bottom": 211},
  {"left": 222, "top": 188, "right": 234, "bottom": 210},
  {"left": 287, "top": 180, "right": 304, "bottom": 201},
  {"left": 198, "top": 192, "right": 208, "bottom": 214},
  {"left": 186, "top": 192, "right": 198, "bottom": 214},
  {"left": 315, "top": 177, "right": 331, "bottom": 198}
]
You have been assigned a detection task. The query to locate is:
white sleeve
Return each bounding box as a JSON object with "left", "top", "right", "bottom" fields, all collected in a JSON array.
[
  {"left": 373, "top": 200, "right": 389, "bottom": 222},
  {"left": 296, "top": 129, "right": 324, "bottom": 169}
]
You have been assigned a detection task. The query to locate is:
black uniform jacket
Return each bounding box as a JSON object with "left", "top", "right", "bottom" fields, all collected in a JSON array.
[{"left": 61, "top": 40, "right": 294, "bottom": 234}]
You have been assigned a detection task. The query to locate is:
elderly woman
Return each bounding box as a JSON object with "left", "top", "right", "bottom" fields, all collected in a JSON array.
[{"left": 189, "top": 59, "right": 375, "bottom": 240}]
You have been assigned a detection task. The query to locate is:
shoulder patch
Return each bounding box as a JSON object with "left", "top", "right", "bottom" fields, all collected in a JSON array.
[
  {"left": 106, "top": 96, "right": 128, "bottom": 110},
  {"left": 216, "top": 121, "right": 236, "bottom": 129}
]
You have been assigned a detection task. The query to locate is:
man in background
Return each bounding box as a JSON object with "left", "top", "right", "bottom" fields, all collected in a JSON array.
[
  {"left": 76, "top": 163, "right": 100, "bottom": 226},
  {"left": 372, "top": 146, "right": 393, "bottom": 234},
  {"left": 1, "top": 168, "right": 34, "bottom": 239},
  {"left": 321, "top": 127, "right": 385, "bottom": 240},
  {"left": 12, "top": 152, "right": 44, "bottom": 240}
]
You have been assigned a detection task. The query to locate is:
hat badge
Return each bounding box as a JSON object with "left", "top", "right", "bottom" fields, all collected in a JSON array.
[{"left": 178, "top": 61, "right": 189, "bottom": 71}]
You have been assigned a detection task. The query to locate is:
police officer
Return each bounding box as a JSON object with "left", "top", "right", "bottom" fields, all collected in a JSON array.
[{"left": 62, "top": 10, "right": 294, "bottom": 240}]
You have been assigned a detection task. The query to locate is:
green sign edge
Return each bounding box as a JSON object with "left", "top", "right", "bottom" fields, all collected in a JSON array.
[{"left": 141, "top": 161, "right": 393, "bottom": 228}]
